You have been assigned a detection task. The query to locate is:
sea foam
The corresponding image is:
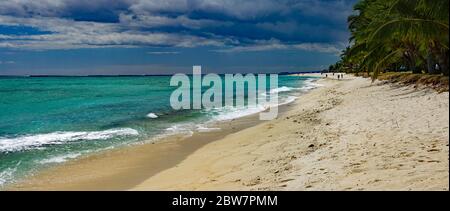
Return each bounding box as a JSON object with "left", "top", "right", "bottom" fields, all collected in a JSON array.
[
  {"left": 38, "top": 153, "right": 82, "bottom": 164},
  {"left": 0, "top": 128, "right": 139, "bottom": 153},
  {"left": 146, "top": 113, "right": 158, "bottom": 119},
  {"left": 269, "top": 86, "right": 297, "bottom": 93},
  {"left": 196, "top": 125, "right": 221, "bottom": 133},
  {"left": 0, "top": 161, "right": 20, "bottom": 186}
]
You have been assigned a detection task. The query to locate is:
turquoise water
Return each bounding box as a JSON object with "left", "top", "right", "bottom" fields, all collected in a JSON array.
[{"left": 0, "top": 75, "right": 318, "bottom": 186}]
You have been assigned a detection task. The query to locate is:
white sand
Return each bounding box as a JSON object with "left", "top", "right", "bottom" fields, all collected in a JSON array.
[
  {"left": 10, "top": 75, "right": 448, "bottom": 191},
  {"left": 133, "top": 76, "right": 449, "bottom": 191}
]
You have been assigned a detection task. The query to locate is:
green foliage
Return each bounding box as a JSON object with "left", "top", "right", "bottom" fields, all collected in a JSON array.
[{"left": 330, "top": 0, "right": 450, "bottom": 79}]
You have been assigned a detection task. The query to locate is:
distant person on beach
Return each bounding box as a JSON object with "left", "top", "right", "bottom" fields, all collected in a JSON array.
[
  {"left": 325, "top": 74, "right": 328, "bottom": 78},
  {"left": 341, "top": 74, "right": 344, "bottom": 79},
  {"left": 338, "top": 74, "right": 340, "bottom": 80}
]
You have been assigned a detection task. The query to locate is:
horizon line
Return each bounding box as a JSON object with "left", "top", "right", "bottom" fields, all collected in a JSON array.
[{"left": 0, "top": 71, "right": 322, "bottom": 78}]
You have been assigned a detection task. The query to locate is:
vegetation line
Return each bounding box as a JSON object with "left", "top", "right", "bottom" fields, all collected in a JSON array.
[{"left": 328, "top": 0, "right": 449, "bottom": 82}]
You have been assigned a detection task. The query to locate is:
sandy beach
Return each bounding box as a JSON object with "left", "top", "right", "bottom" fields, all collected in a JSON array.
[{"left": 9, "top": 74, "right": 449, "bottom": 191}]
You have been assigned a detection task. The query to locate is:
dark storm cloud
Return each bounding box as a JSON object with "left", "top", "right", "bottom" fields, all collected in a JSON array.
[{"left": 0, "top": 0, "right": 355, "bottom": 51}]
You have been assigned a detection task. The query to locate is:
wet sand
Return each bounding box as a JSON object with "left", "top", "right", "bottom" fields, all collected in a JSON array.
[
  {"left": 8, "top": 101, "right": 290, "bottom": 190},
  {"left": 9, "top": 74, "right": 449, "bottom": 191}
]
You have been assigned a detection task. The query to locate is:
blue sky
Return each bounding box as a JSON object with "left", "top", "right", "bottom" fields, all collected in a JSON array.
[{"left": 0, "top": 0, "right": 356, "bottom": 75}]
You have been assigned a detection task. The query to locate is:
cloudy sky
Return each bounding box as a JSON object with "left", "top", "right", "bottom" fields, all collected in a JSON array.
[{"left": 0, "top": 0, "right": 356, "bottom": 75}]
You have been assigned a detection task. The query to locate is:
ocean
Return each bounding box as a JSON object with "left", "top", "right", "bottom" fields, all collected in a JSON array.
[{"left": 0, "top": 75, "right": 319, "bottom": 186}]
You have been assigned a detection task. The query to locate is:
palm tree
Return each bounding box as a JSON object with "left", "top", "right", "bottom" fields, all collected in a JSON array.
[
  {"left": 370, "top": 0, "right": 449, "bottom": 75},
  {"left": 335, "top": 0, "right": 449, "bottom": 78}
]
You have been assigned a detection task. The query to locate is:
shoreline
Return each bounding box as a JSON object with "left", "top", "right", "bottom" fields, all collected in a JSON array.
[
  {"left": 132, "top": 76, "right": 448, "bottom": 191},
  {"left": 6, "top": 77, "right": 306, "bottom": 190},
  {"left": 8, "top": 74, "right": 449, "bottom": 191},
  {"left": 6, "top": 110, "right": 269, "bottom": 191}
]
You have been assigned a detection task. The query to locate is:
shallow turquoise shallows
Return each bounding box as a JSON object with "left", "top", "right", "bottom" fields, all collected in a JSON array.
[{"left": 0, "top": 75, "right": 318, "bottom": 186}]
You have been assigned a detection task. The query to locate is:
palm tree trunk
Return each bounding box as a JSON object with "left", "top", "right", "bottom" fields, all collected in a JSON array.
[
  {"left": 405, "top": 46, "right": 421, "bottom": 74},
  {"left": 405, "top": 53, "right": 420, "bottom": 74},
  {"left": 426, "top": 49, "right": 435, "bottom": 74},
  {"left": 438, "top": 51, "right": 449, "bottom": 76},
  {"left": 431, "top": 43, "right": 449, "bottom": 76}
]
